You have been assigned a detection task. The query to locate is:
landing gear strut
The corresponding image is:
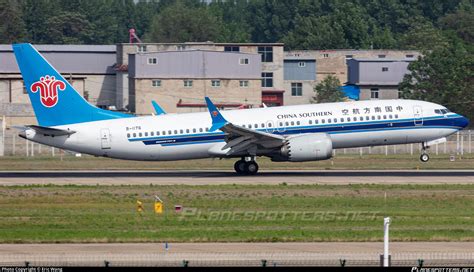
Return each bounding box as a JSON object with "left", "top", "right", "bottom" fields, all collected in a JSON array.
[
  {"left": 420, "top": 143, "right": 430, "bottom": 162},
  {"left": 234, "top": 157, "right": 259, "bottom": 175}
]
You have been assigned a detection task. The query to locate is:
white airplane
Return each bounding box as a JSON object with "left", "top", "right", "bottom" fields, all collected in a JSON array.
[{"left": 13, "top": 43, "right": 469, "bottom": 174}]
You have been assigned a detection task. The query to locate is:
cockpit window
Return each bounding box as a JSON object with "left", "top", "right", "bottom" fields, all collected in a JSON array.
[{"left": 435, "top": 108, "right": 451, "bottom": 114}]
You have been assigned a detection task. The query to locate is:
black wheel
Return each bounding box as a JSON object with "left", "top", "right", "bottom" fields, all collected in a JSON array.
[
  {"left": 244, "top": 161, "right": 259, "bottom": 175},
  {"left": 234, "top": 160, "right": 246, "bottom": 174},
  {"left": 420, "top": 153, "right": 429, "bottom": 162}
]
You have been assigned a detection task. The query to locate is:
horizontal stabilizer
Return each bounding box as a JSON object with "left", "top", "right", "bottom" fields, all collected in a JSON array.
[{"left": 27, "top": 125, "right": 76, "bottom": 136}]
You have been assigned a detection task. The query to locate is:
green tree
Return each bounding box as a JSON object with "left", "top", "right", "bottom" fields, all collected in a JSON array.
[
  {"left": 439, "top": 9, "right": 474, "bottom": 45},
  {"left": 209, "top": 0, "right": 252, "bottom": 43},
  {"left": 248, "top": 0, "right": 299, "bottom": 43},
  {"left": 0, "top": 0, "right": 27, "bottom": 43},
  {"left": 370, "top": 26, "right": 397, "bottom": 49},
  {"left": 144, "top": 1, "right": 221, "bottom": 43},
  {"left": 44, "top": 12, "right": 94, "bottom": 44},
  {"left": 283, "top": 15, "right": 348, "bottom": 50},
  {"left": 398, "top": 20, "right": 448, "bottom": 51},
  {"left": 312, "top": 75, "right": 345, "bottom": 103},
  {"left": 399, "top": 39, "right": 474, "bottom": 123},
  {"left": 22, "top": 0, "right": 60, "bottom": 43},
  {"left": 70, "top": 0, "right": 119, "bottom": 44}
]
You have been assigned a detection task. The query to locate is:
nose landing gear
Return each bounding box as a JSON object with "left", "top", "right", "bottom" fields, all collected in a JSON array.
[{"left": 234, "top": 157, "right": 259, "bottom": 175}]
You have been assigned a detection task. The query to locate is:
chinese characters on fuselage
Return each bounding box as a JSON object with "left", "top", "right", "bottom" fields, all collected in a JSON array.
[{"left": 277, "top": 106, "right": 403, "bottom": 120}]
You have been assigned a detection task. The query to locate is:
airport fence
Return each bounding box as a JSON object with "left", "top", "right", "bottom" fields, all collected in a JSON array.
[
  {"left": 0, "top": 119, "right": 472, "bottom": 157},
  {"left": 1, "top": 252, "right": 473, "bottom": 267}
]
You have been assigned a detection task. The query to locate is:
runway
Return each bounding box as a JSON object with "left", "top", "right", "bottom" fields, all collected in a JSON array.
[
  {"left": 1, "top": 242, "right": 473, "bottom": 267},
  {"left": 0, "top": 170, "right": 473, "bottom": 185}
]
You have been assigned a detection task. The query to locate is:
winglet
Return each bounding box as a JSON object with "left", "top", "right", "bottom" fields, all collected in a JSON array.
[
  {"left": 152, "top": 100, "right": 166, "bottom": 115},
  {"left": 205, "top": 97, "right": 228, "bottom": 131}
]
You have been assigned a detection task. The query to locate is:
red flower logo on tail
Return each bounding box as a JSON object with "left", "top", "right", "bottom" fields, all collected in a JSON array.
[
  {"left": 212, "top": 111, "right": 218, "bottom": 117},
  {"left": 30, "top": 75, "right": 66, "bottom": 108}
]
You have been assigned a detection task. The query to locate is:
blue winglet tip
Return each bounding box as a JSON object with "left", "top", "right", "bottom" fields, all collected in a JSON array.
[
  {"left": 205, "top": 97, "right": 227, "bottom": 131},
  {"left": 152, "top": 100, "right": 166, "bottom": 115}
]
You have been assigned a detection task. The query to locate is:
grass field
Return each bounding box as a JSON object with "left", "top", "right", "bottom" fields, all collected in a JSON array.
[
  {"left": 0, "top": 184, "right": 472, "bottom": 243},
  {"left": 0, "top": 153, "right": 473, "bottom": 170}
]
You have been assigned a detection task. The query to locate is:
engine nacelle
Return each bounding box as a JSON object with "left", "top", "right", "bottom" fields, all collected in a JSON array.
[{"left": 273, "top": 133, "right": 333, "bottom": 162}]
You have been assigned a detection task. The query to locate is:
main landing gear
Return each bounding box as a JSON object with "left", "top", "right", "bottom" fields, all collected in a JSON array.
[
  {"left": 420, "top": 142, "right": 430, "bottom": 162},
  {"left": 234, "top": 157, "right": 259, "bottom": 175}
]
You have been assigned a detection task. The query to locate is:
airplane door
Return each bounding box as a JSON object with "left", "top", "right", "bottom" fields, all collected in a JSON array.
[
  {"left": 100, "top": 128, "right": 111, "bottom": 149},
  {"left": 413, "top": 106, "right": 423, "bottom": 126}
]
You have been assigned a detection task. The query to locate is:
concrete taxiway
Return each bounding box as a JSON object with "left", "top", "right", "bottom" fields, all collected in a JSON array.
[
  {"left": 1, "top": 242, "right": 473, "bottom": 266},
  {"left": 0, "top": 170, "right": 473, "bottom": 185}
]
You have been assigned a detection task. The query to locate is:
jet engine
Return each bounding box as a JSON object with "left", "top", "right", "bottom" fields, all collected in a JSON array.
[{"left": 272, "top": 133, "right": 333, "bottom": 162}]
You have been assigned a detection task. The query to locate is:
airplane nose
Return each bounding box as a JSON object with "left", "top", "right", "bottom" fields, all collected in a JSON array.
[{"left": 458, "top": 115, "right": 469, "bottom": 128}]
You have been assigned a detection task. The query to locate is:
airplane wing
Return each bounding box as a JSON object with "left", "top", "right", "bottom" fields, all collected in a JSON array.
[{"left": 205, "top": 97, "right": 284, "bottom": 156}]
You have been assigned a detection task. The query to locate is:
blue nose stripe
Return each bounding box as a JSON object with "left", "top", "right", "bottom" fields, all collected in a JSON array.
[{"left": 460, "top": 116, "right": 469, "bottom": 128}]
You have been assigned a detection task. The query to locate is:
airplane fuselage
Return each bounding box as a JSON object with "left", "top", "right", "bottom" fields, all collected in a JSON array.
[{"left": 24, "top": 99, "right": 467, "bottom": 161}]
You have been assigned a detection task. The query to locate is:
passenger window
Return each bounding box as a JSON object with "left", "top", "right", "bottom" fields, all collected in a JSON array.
[
  {"left": 199, "top": 128, "right": 203, "bottom": 132},
  {"left": 389, "top": 115, "right": 393, "bottom": 119},
  {"left": 205, "top": 127, "right": 209, "bottom": 131},
  {"left": 268, "top": 123, "right": 272, "bottom": 127},
  {"left": 139, "top": 132, "right": 142, "bottom": 137},
  {"left": 279, "top": 122, "right": 283, "bottom": 127},
  {"left": 157, "top": 131, "right": 160, "bottom": 136},
  {"left": 395, "top": 114, "right": 398, "bottom": 119},
  {"left": 255, "top": 124, "right": 258, "bottom": 128},
  {"left": 145, "top": 132, "right": 148, "bottom": 137},
  {"left": 309, "top": 120, "right": 312, "bottom": 125},
  {"left": 371, "top": 116, "right": 375, "bottom": 120},
  {"left": 296, "top": 121, "right": 300, "bottom": 125},
  {"left": 127, "top": 133, "right": 130, "bottom": 138},
  {"left": 365, "top": 116, "right": 369, "bottom": 121},
  {"left": 315, "top": 120, "right": 319, "bottom": 124},
  {"left": 340, "top": 118, "right": 344, "bottom": 122},
  {"left": 242, "top": 124, "right": 246, "bottom": 128},
  {"left": 162, "top": 131, "right": 166, "bottom": 135},
  {"left": 353, "top": 117, "right": 357, "bottom": 121},
  {"left": 186, "top": 129, "right": 189, "bottom": 133},
  {"left": 327, "top": 119, "right": 332, "bottom": 123},
  {"left": 347, "top": 117, "right": 351, "bottom": 122},
  {"left": 322, "top": 119, "right": 326, "bottom": 124},
  {"left": 249, "top": 124, "right": 252, "bottom": 128},
  {"left": 168, "top": 130, "right": 172, "bottom": 134},
  {"left": 377, "top": 116, "right": 381, "bottom": 120},
  {"left": 261, "top": 123, "right": 265, "bottom": 127},
  {"left": 179, "top": 129, "right": 183, "bottom": 134},
  {"left": 285, "top": 122, "right": 289, "bottom": 126},
  {"left": 359, "top": 117, "right": 363, "bottom": 121},
  {"left": 290, "top": 121, "right": 294, "bottom": 126},
  {"left": 133, "top": 133, "right": 136, "bottom": 137},
  {"left": 174, "top": 130, "right": 178, "bottom": 134},
  {"left": 383, "top": 115, "right": 387, "bottom": 119},
  {"left": 150, "top": 132, "right": 154, "bottom": 136}
]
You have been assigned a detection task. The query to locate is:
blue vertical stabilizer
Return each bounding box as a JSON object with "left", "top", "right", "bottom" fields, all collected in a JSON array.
[{"left": 12, "top": 43, "right": 132, "bottom": 127}]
